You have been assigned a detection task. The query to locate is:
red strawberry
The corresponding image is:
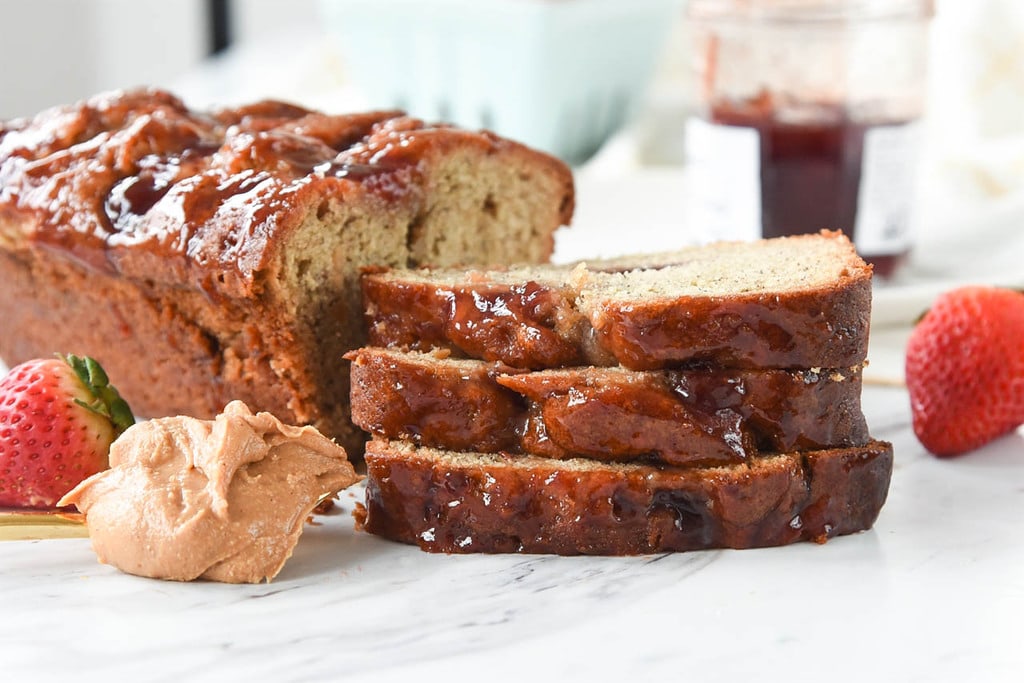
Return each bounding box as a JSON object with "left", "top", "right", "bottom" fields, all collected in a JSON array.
[
  {"left": 0, "top": 355, "right": 134, "bottom": 508},
  {"left": 905, "top": 286, "right": 1024, "bottom": 457}
]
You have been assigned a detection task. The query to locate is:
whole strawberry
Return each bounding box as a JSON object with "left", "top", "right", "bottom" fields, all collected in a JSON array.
[
  {"left": 905, "top": 286, "right": 1024, "bottom": 457},
  {"left": 0, "top": 355, "right": 134, "bottom": 508}
]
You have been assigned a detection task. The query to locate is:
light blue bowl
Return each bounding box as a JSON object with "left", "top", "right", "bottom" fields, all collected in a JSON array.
[{"left": 320, "top": 0, "right": 683, "bottom": 164}]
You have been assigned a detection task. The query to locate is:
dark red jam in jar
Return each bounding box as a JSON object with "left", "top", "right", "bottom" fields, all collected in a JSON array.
[
  {"left": 708, "top": 96, "right": 921, "bottom": 277},
  {"left": 686, "top": 1, "right": 933, "bottom": 278}
]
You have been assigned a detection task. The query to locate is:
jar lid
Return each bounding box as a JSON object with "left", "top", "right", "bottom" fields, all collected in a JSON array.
[{"left": 688, "top": 0, "right": 934, "bottom": 23}]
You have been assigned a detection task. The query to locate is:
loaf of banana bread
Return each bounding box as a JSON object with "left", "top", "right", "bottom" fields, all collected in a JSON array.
[
  {"left": 346, "top": 347, "right": 870, "bottom": 465},
  {"left": 352, "top": 232, "right": 885, "bottom": 555},
  {"left": 0, "top": 89, "right": 574, "bottom": 453},
  {"left": 362, "top": 231, "right": 872, "bottom": 371},
  {"left": 356, "top": 439, "right": 894, "bottom": 555}
]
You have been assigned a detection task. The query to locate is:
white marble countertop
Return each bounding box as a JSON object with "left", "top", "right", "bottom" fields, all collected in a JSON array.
[
  {"left": 3, "top": 186, "right": 1023, "bottom": 679},
  {"left": 3, "top": 381, "right": 1022, "bottom": 682},
  {"left": 3, "top": 120, "right": 1024, "bottom": 683},
  {"left": 4, "top": 14, "right": 1024, "bottom": 678}
]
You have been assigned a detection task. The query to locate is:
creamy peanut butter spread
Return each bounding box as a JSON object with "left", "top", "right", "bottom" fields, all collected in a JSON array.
[{"left": 58, "top": 401, "right": 360, "bottom": 583}]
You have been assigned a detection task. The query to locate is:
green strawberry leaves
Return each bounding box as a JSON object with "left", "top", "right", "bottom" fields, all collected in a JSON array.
[{"left": 62, "top": 354, "right": 135, "bottom": 437}]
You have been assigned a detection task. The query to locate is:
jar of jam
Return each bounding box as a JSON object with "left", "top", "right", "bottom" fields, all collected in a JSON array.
[{"left": 684, "top": 0, "right": 934, "bottom": 277}]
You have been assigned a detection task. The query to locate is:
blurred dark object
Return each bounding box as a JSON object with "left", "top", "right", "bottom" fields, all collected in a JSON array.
[{"left": 209, "top": 0, "right": 233, "bottom": 55}]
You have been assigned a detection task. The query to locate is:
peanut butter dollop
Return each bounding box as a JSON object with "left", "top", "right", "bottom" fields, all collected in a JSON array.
[{"left": 58, "top": 400, "right": 360, "bottom": 583}]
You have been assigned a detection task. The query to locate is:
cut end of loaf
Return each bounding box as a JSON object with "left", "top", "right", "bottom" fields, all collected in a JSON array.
[{"left": 274, "top": 144, "right": 572, "bottom": 450}]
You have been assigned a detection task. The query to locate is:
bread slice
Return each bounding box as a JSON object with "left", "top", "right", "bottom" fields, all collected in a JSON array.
[
  {"left": 0, "top": 90, "right": 573, "bottom": 453},
  {"left": 346, "top": 346, "right": 869, "bottom": 466},
  {"left": 362, "top": 231, "right": 872, "bottom": 370},
  {"left": 356, "top": 439, "right": 893, "bottom": 555}
]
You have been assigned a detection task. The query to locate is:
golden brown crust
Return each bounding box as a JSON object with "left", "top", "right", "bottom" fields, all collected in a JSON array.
[{"left": 356, "top": 439, "right": 893, "bottom": 555}]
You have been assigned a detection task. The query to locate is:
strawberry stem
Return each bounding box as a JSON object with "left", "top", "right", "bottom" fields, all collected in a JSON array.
[
  {"left": 62, "top": 354, "right": 135, "bottom": 438},
  {"left": 83, "top": 356, "right": 109, "bottom": 387}
]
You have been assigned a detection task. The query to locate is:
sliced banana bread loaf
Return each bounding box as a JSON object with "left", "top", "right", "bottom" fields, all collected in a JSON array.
[
  {"left": 346, "top": 347, "right": 869, "bottom": 466},
  {"left": 356, "top": 439, "right": 894, "bottom": 555},
  {"left": 0, "top": 89, "right": 574, "bottom": 453},
  {"left": 362, "top": 231, "right": 872, "bottom": 370}
]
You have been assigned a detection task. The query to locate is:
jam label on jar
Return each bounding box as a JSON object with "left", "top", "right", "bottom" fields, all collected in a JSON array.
[
  {"left": 854, "top": 121, "right": 922, "bottom": 256},
  {"left": 684, "top": 116, "right": 761, "bottom": 243}
]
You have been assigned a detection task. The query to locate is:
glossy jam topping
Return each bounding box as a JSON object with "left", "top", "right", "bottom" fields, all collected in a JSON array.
[
  {"left": 348, "top": 348, "right": 869, "bottom": 466},
  {"left": 347, "top": 349, "right": 524, "bottom": 453},
  {"left": 357, "top": 440, "right": 893, "bottom": 554},
  {"left": 517, "top": 382, "right": 753, "bottom": 465},
  {"left": 365, "top": 278, "right": 590, "bottom": 368},
  {"left": 591, "top": 286, "right": 871, "bottom": 371},
  {"left": 0, "top": 89, "right": 469, "bottom": 293},
  {"left": 510, "top": 365, "right": 867, "bottom": 463},
  {"left": 363, "top": 263, "right": 871, "bottom": 371}
]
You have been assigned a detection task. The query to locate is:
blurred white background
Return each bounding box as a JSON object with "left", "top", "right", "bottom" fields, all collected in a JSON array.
[
  {"left": 1, "top": 0, "right": 1022, "bottom": 316},
  {"left": 0, "top": 0, "right": 320, "bottom": 119},
  {"left": 3, "top": 1, "right": 1023, "bottom": 168},
  {"left": 3, "top": 0, "right": 1023, "bottom": 165}
]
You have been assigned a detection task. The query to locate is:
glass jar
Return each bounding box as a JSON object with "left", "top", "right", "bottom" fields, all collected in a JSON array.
[{"left": 685, "top": 0, "right": 933, "bottom": 277}]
